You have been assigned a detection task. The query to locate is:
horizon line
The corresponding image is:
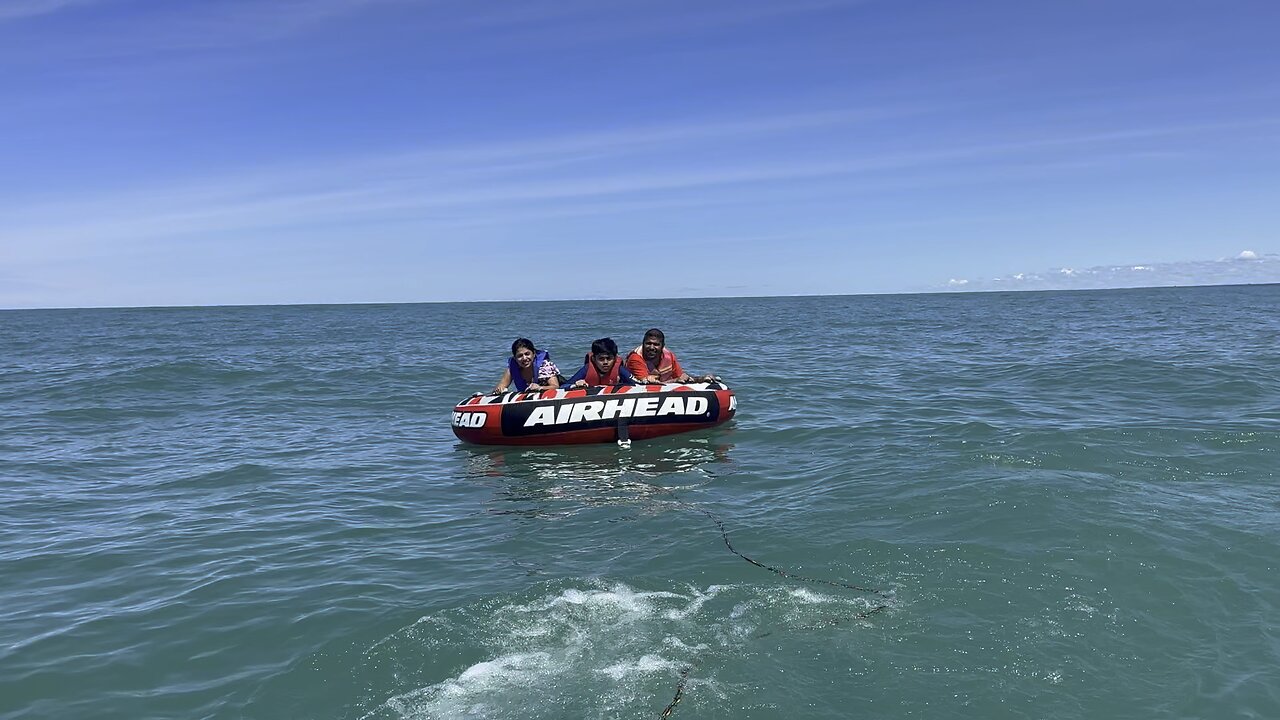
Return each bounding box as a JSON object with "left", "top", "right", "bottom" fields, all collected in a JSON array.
[{"left": 2, "top": 280, "right": 1277, "bottom": 313}]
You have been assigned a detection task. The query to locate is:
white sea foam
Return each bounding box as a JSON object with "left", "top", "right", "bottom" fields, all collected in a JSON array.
[
  {"left": 786, "top": 586, "right": 834, "bottom": 603},
  {"left": 596, "top": 654, "right": 682, "bottom": 681},
  {"left": 378, "top": 651, "right": 555, "bottom": 719},
  {"left": 543, "top": 584, "right": 684, "bottom": 618},
  {"left": 368, "top": 579, "right": 887, "bottom": 718},
  {"left": 662, "top": 636, "right": 710, "bottom": 653},
  {"left": 452, "top": 651, "right": 554, "bottom": 686},
  {"left": 661, "top": 583, "right": 726, "bottom": 620}
]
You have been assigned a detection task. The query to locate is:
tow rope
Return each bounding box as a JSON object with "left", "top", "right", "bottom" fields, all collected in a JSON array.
[{"left": 642, "top": 481, "right": 891, "bottom": 717}]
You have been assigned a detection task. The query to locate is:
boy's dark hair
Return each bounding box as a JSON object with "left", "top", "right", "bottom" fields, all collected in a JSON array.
[{"left": 591, "top": 337, "right": 619, "bottom": 357}]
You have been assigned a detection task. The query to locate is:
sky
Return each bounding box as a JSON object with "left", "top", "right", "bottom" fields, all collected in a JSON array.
[{"left": 1, "top": 0, "right": 1278, "bottom": 308}]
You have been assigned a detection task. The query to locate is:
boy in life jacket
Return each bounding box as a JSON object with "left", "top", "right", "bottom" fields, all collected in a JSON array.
[
  {"left": 625, "top": 328, "right": 716, "bottom": 385},
  {"left": 564, "top": 338, "right": 638, "bottom": 388}
]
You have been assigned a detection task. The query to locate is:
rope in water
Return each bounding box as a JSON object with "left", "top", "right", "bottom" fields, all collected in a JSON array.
[
  {"left": 690, "top": 503, "right": 889, "bottom": 597},
  {"left": 658, "top": 663, "right": 696, "bottom": 719},
  {"left": 643, "top": 481, "right": 891, "bottom": 717}
]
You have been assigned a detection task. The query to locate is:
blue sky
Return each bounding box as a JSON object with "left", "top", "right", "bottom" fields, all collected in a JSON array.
[{"left": 2, "top": 0, "right": 1278, "bottom": 308}]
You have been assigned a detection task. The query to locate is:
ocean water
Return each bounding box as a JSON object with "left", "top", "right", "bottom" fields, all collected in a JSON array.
[{"left": 2, "top": 285, "right": 1278, "bottom": 720}]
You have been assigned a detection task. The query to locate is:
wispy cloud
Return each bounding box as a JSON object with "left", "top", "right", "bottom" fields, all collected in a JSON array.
[
  {"left": 5, "top": 111, "right": 1271, "bottom": 261},
  {"left": 1, "top": 0, "right": 866, "bottom": 62},
  {"left": 456, "top": 0, "right": 867, "bottom": 34},
  {"left": 1, "top": 107, "right": 910, "bottom": 249},
  {"left": 944, "top": 252, "right": 1280, "bottom": 292},
  {"left": 0, "top": 0, "right": 105, "bottom": 22},
  {"left": 0, "top": 0, "right": 404, "bottom": 59}
]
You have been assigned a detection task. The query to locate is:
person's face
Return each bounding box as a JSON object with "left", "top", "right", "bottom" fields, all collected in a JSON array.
[
  {"left": 591, "top": 353, "right": 616, "bottom": 373},
  {"left": 642, "top": 335, "right": 663, "bottom": 360},
  {"left": 514, "top": 346, "right": 535, "bottom": 368}
]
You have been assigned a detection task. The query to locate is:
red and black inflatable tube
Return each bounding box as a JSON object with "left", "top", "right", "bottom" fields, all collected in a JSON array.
[{"left": 452, "top": 382, "right": 736, "bottom": 446}]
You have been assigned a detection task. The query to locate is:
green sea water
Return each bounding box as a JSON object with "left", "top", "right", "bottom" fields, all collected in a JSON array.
[{"left": 2, "top": 285, "right": 1278, "bottom": 719}]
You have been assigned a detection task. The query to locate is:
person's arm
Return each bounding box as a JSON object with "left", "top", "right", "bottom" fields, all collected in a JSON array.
[
  {"left": 565, "top": 364, "right": 588, "bottom": 388},
  {"left": 493, "top": 367, "right": 512, "bottom": 394},
  {"left": 618, "top": 365, "right": 638, "bottom": 385},
  {"left": 528, "top": 359, "right": 561, "bottom": 391},
  {"left": 669, "top": 355, "right": 712, "bottom": 383},
  {"left": 626, "top": 352, "right": 661, "bottom": 384}
]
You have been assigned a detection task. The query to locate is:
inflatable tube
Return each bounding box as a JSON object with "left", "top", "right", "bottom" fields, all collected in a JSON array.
[{"left": 452, "top": 381, "right": 736, "bottom": 446}]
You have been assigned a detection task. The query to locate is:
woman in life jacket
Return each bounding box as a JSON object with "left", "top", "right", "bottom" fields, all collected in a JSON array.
[
  {"left": 625, "top": 328, "right": 716, "bottom": 385},
  {"left": 493, "top": 338, "right": 561, "bottom": 393},
  {"left": 564, "top": 338, "right": 639, "bottom": 388}
]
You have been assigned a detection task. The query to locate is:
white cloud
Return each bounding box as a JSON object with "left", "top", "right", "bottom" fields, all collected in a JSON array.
[{"left": 946, "top": 253, "right": 1280, "bottom": 292}]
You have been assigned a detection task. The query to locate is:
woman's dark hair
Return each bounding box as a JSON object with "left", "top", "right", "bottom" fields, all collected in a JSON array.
[
  {"left": 643, "top": 328, "right": 665, "bottom": 346},
  {"left": 511, "top": 338, "right": 536, "bottom": 356},
  {"left": 591, "top": 337, "right": 619, "bottom": 357}
]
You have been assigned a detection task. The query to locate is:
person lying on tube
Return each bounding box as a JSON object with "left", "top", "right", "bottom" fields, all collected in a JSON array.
[
  {"left": 624, "top": 328, "right": 716, "bottom": 385},
  {"left": 563, "top": 337, "right": 638, "bottom": 389}
]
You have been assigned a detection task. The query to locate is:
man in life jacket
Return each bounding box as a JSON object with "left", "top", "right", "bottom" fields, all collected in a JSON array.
[
  {"left": 564, "top": 338, "right": 638, "bottom": 388},
  {"left": 625, "top": 328, "right": 716, "bottom": 385}
]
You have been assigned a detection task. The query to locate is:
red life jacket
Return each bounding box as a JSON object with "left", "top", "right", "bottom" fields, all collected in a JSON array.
[
  {"left": 628, "top": 346, "right": 679, "bottom": 381},
  {"left": 583, "top": 353, "right": 622, "bottom": 385}
]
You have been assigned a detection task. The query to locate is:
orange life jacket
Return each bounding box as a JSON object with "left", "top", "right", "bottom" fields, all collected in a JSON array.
[
  {"left": 627, "top": 346, "right": 679, "bottom": 381},
  {"left": 583, "top": 353, "right": 622, "bottom": 385}
]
